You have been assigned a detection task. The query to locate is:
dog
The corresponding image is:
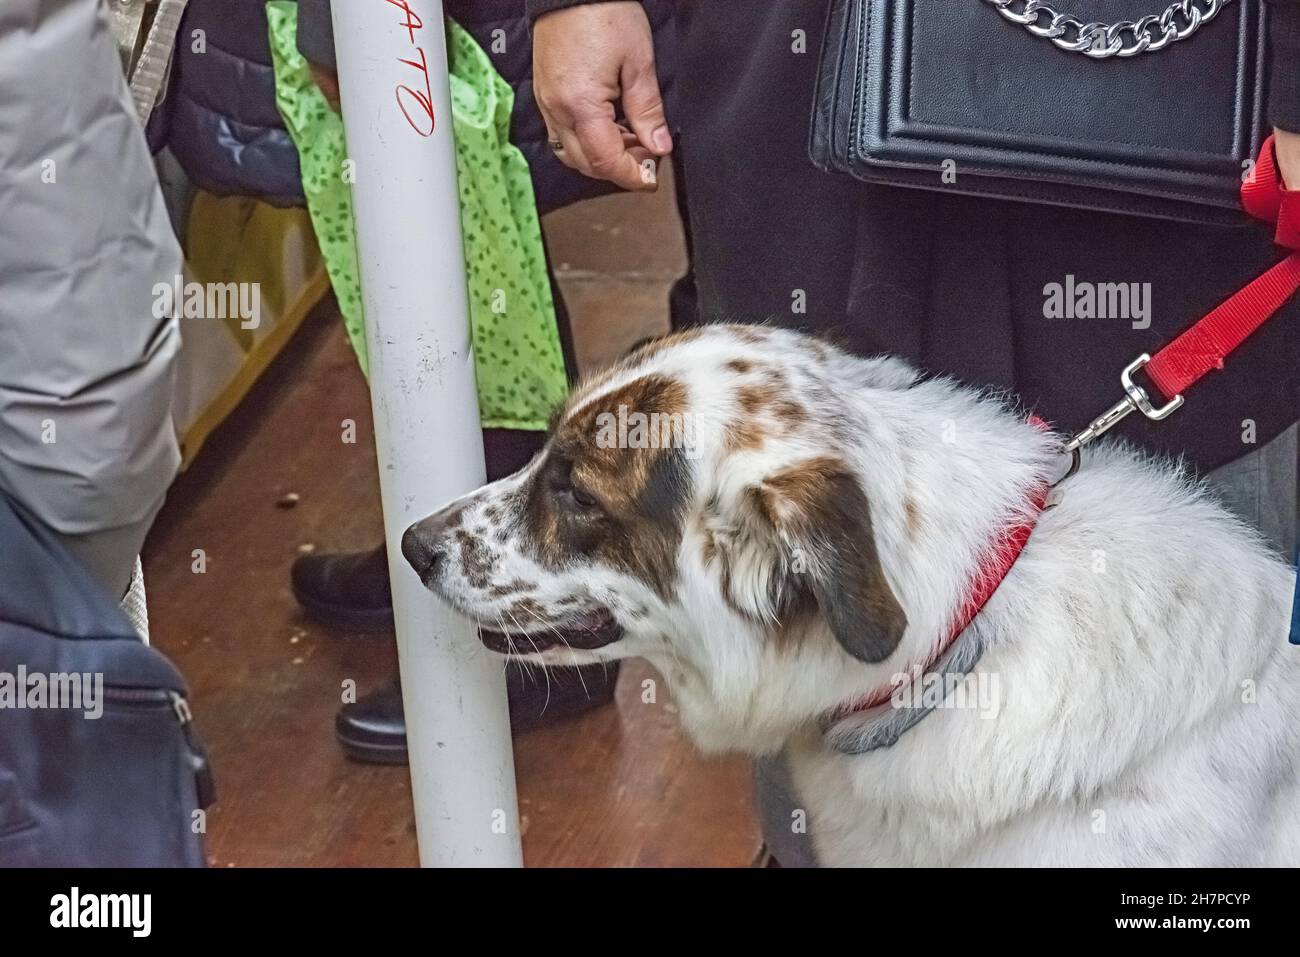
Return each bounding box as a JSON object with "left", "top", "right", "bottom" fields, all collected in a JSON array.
[{"left": 402, "top": 323, "right": 1300, "bottom": 866}]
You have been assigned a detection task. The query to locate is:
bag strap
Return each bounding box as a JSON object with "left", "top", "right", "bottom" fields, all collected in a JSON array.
[
  {"left": 126, "top": 0, "right": 190, "bottom": 124},
  {"left": 984, "top": 0, "right": 1234, "bottom": 58}
]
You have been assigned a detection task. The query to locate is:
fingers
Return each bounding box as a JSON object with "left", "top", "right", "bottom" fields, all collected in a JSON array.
[
  {"left": 620, "top": 56, "right": 672, "bottom": 156},
  {"left": 549, "top": 125, "right": 593, "bottom": 175},
  {"left": 543, "top": 109, "right": 659, "bottom": 192},
  {"left": 574, "top": 116, "right": 658, "bottom": 191}
]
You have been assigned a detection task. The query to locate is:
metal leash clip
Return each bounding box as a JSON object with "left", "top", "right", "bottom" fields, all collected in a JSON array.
[{"left": 1065, "top": 354, "right": 1184, "bottom": 452}]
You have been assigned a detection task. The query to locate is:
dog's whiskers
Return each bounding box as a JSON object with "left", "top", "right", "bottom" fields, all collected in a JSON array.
[
  {"left": 519, "top": 604, "right": 592, "bottom": 700},
  {"left": 505, "top": 607, "right": 551, "bottom": 712},
  {"left": 492, "top": 613, "right": 540, "bottom": 690}
]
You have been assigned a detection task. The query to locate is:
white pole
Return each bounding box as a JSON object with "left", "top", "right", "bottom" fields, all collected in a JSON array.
[{"left": 331, "top": 0, "right": 523, "bottom": 867}]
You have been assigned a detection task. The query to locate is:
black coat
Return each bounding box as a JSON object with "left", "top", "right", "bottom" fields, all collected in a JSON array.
[
  {"left": 675, "top": 0, "right": 1299, "bottom": 473},
  {"left": 534, "top": 0, "right": 1300, "bottom": 473}
]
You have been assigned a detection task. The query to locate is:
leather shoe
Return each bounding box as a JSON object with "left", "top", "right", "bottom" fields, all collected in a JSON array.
[
  {"left": 291, "top": 545, "right": 394, "bottom": 633},
  {"left": 337, "top": 660, "right": 620, "bottom": 764}
]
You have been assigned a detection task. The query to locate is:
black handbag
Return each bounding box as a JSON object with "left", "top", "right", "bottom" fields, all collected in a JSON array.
[
  {"left": 811, "top": 0, "right": 1270, "bottom": 224},
  {"left": 0, "top": 493, "right": 214, "bottom": 867}
]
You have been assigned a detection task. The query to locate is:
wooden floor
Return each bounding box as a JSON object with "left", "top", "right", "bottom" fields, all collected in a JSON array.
[{"left": 142, "top": 174, "right": 762, "bottom": 867}]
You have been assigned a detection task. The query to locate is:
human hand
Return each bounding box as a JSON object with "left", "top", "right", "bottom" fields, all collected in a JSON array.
[{"left": 533, "top": 2, "right": 672, "bottom": 192}]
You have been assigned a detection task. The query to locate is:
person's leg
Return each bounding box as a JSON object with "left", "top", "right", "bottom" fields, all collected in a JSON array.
[
  {"left": 666, "top": 152, "right": 698, "bottom": 332},
  {"left": 0, "top": 0, "right": 182, "bottom": 600},
  {"left": 1204, "top": 424, "right": 1299, "bottom": 560}
]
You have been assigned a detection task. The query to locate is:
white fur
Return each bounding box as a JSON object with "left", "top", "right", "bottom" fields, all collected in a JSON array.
[{"left": 420, "top": 325, "right": 1300, "bottom": 867}]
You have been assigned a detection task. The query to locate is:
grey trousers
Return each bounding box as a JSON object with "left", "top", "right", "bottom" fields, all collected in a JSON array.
[
  {"left": 0, "top": 0, "right": 182, "bottom": 599},
  {"left": 757, "top": 424, "right": 1300, "bottom": 866}
]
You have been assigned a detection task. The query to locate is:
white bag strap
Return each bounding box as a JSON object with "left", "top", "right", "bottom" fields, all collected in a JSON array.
[{"left": 127, "top": 0, "right": 190, "bottom": 124}]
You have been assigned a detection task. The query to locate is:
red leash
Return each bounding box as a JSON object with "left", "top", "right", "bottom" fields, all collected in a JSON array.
[{"left": 1069, "top": 135, "right": 1300, "bottom": 451}]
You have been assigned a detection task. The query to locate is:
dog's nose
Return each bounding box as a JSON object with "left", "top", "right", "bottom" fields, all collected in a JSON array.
[{"left": 401, "top": 521, "right": 449, "bottom": 582}]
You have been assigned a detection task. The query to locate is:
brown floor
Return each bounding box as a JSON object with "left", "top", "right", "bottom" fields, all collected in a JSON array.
[{"left": 142, "top": 171, "right": 762, "bottom": 867}]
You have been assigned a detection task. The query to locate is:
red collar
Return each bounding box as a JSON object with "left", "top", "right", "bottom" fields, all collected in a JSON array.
[{"left": 832, "top": 422, "right": 1055, "bottom": 719}]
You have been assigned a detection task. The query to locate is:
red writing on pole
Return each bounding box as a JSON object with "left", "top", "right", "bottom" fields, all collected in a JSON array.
[{"left": 385, "top": 0, "right": 435, "bottom": 137}]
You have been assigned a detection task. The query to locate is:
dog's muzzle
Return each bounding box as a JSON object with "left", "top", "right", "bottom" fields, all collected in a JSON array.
[{"left": 402, "top": 512, "right": 625, "bottom": 655}]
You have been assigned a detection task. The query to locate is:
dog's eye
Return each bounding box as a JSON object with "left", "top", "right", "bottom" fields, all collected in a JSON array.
[
  {"left": 549, "top": 473, "right": 599, "bottom": 510},
  {"left": 569, "top": 486, "right": 599, "bottom": 509}
]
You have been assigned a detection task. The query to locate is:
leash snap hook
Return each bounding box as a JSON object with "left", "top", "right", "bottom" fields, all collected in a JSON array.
[{"left": 1065, "top": 353, "right": 1184, "bottom": 451}]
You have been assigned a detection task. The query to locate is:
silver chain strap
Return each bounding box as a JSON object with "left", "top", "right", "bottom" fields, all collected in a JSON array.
[{"left": 982, "top": 0, "right": 1234, "bottom": 58}]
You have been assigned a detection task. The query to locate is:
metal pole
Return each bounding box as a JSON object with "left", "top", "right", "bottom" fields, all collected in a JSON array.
[{"left": 331, "top": 0, "right": 523, "bottom": 867}]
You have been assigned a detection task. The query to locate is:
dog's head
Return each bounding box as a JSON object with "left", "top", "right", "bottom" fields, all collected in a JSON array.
[{"left": 403, "top": 325, "right": 919, "bottom": 749}]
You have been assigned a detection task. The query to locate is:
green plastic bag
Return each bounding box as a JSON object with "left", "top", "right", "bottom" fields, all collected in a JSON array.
[{"left": 267, "top": 2, "right": 567, "bottom": 430}]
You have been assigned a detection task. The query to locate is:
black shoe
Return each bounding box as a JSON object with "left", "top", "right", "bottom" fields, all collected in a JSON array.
[
  {"left": 291, "top": 545, "right": 394, "bottom": 633},
  {"left": 336, "top": 661, "right": 621, "bottom": 765},
  {"left": 335, "top": 677, "right": 408, "bottom": 765}
]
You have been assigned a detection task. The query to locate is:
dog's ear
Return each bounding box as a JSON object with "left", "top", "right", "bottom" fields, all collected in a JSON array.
[{"left": 740, "top": 456, "right": 907, "bottom": 663}]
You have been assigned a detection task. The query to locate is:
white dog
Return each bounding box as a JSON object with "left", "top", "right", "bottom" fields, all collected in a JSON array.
[{"left": 402, "top": 324, "right": 1300, "bottom": 866}]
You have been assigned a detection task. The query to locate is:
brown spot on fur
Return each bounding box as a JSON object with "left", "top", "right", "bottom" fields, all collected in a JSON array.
[
  {"left": 456, "top": 529, "right": 496, "bottom": 589},
  {"left": 772, "top": 400, "right": 806, "bottom": 427},
  {"left": 725, "top": 419, "right": 766, "bottom": 452},
  {"left": 725, "top": 358, "right": 753, "bottom": 374},
  {"left": 761, "top": 457, "right": 840, "bottom": 516},
  {"left": 737, "top": 384, "right": 775, "bottom": 415},
  {"left": 525, "top": 373, "right": 692, "bottom": 598},
  {"left": 555, "top": 374, "right": 688, "bottom": 501},
  {"left": 509, "top": 597, "right": 550, "bottom": 623},
  {"left": 488, "top": 579, "right": 534, "bottom": 598}
]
